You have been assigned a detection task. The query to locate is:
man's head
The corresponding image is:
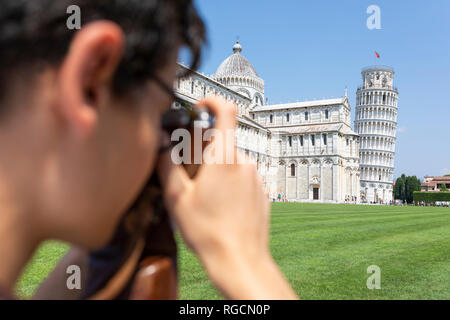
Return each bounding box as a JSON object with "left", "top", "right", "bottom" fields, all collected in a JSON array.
[{"left": 0, "top": 0, "right": 205, "bottom": 249}]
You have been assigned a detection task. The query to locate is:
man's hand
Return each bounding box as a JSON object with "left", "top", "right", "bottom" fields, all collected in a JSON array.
[{"left": 157, "top": 97, "right": 297, "bottom": 300}]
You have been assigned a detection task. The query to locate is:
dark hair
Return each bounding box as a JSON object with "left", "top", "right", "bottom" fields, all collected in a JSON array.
[{"left": 0, "top": 0, "right": 206, "bottom": 100}]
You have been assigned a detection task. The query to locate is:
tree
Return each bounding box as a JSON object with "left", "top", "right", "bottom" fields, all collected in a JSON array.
[
  {"left": 394, "top": 174, "right": 421, "bottom": 203},
  {"left": 405, "top": 176, "right": 421, "bottom": 203},
  {"left": 393, "top": 177, "right": 400, "bottom": 200},
  {"left": 440, "top": 183, "right": 448, "bottom": 192},
  {"left": 394, "top": 174, "right": 406, "bottom": 201}
]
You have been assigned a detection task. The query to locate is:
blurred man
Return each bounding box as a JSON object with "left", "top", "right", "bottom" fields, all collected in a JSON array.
[{"left": 0, "top": 0, "right": 297, "bottom": 299}]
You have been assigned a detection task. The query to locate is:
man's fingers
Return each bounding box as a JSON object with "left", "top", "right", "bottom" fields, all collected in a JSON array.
[
  {"left": 197, "top": 97, "right": 237, "bottom": 132},
  {"left": 157, "top": 150, "right": 191, "bottom": 202},
  {"left": 196, "top": 97, "right": 238, "bottom": 164}
]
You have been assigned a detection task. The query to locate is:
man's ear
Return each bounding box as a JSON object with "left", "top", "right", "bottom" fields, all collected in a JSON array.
[{"left": 58, "top": 21, "right": 125, "bottom": 137}]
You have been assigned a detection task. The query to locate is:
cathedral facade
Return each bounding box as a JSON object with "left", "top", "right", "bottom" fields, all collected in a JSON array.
[{"left": 173, "top": 41, "right": 398, "bottom": 204}]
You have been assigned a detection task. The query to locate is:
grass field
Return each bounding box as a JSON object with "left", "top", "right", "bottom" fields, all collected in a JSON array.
[{"left": 16, "top": 203, "right": 450, "bottom": 299}]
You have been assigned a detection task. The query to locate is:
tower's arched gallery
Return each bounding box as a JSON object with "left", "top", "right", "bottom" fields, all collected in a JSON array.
[{"left": 174, "top": 41, "right": 398, "bottom": 204}]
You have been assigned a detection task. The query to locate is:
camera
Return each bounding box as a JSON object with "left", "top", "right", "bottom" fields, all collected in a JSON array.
[{"left": 160, "top": 98, "right": 215, "bottom": 152}]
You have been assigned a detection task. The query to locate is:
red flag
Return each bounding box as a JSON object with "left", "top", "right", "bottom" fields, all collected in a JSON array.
[{"left": 375, "top": 51, "right": 380, "bottom": 58}]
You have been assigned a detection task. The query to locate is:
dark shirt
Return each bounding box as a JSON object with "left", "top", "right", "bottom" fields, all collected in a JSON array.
[{"left": 82, "top": 205, "right": 177, "bottom": 300}]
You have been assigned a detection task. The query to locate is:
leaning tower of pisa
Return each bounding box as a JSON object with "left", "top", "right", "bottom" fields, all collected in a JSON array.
[{"left": 355, "top": 66, "right": 398, "bottom": 204}]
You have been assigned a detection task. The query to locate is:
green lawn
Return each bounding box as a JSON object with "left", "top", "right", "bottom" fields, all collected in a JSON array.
[
  {"left": 15, "top": 241, "right": 70, "bottom": 298},
  {"left": 16, "top": 203, "right": 450, "bottom": 299}
]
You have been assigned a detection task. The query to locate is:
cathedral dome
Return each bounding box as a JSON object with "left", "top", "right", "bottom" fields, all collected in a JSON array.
[{"left": 214, "top": 40, "right": 259, "bottom": 78}]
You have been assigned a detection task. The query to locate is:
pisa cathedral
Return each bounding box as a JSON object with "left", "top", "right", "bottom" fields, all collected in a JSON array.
[{"left": 174, "top": 41, "right": 398, "bottom": 204}]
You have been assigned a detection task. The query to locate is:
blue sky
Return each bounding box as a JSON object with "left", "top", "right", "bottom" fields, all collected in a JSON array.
[{"left": 191, "top": 0, "right": 450, "bottom": 180}]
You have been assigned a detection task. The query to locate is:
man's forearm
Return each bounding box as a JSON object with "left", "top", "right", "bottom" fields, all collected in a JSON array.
[
  {"left": 32, "top": 247, "right": 88, "bottom": 300},
  {"left": 202, "top": 247, "right": 298, "bottom": 300}
]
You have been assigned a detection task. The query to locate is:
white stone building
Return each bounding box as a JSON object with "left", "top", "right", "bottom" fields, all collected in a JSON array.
[
  {"left": 173, "top": 41, "right": 397, "bottom": 203},
  {"left": 251, "top": 98, "right": 360, "bottom": 203},
  {"left": 354, "top": 66, "right": 398, "bottom": 204}
]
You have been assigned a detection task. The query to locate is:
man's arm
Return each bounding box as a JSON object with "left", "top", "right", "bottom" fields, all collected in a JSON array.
[
  {"left": 158, "top": 97, "right": 298, "bottom": 300},
  {"left": 32, "top": 247, "right": 87, "bottom": 300}
]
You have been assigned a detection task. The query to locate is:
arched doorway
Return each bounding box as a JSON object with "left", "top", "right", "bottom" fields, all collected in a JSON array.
[{"left": 313, "top": 187, "right": 319, "bottom": 200}]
